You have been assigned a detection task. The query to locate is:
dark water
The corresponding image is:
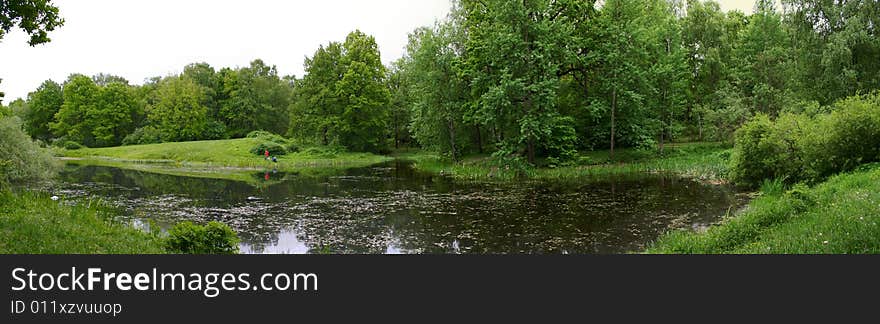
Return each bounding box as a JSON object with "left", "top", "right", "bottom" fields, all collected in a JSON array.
[{"left": 52, "top": 161, "right": 747, "bottom": 254}]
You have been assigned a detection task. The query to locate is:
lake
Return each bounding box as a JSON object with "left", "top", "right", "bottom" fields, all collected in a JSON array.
[{"left": 51, "top": 161, "right": 747, "bottom": 254}]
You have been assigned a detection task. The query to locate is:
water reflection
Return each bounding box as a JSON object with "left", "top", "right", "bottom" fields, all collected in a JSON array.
[{"left": 53, "top": 161, "right": 747, "bottom": 254}]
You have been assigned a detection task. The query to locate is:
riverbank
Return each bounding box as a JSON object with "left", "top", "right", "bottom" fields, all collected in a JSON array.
[
  {"left": 396, "top": 142, "right": 730, "bottom": 182},
  {"left": 647, "top": 163, "right": 880, "bottom": 254},
  {"left": 60, "top": 138, "right": 392, "bottom": 172},
  {"left": 0, "top": 190, "right": 166, "bottom": 254}
]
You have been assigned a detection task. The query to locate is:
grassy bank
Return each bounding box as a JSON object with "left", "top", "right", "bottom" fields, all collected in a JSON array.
[
  {"left": 0, "top": 191, "right": 166, "bottom": 254},
  {"left": 61, "top": 138, "right": 392, "bottom": 171},
  {"left": 647, "top": 163, "right": 880, "bottom": 254},
  {"left": 396, "top": 142, "right": 730, "bottom": 182}
]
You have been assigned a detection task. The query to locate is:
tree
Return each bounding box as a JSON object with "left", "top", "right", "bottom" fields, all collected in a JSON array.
[
  {"left": 406, "top": 22, "right": 470, "bottom": 161},
  {"left": 52, "top": 74, "right": 99, "bottom": 145},
  {"left": 24, "top": 80, "right": 63, "bottom": 141},
  {"left": 219, "top": 59, "right": 290, "bottom": 137},
  {"left": 290, "top": 30, "right": 390, "bottom": 153},
  {"left": 148, "top": 76, "right": 208, "bottom": 142},
  {"left": 290, "top": 42, "right": 345, "bottom": 145},
  {"left": 387, "top": 58, "right": 413, "bottom": 149},
  {"left": 735, "top": 0, "right": 791, "bottom": 116},
  {"left": 585, "top": 0, "right": 651, "bottom": 160},
  {"left": 0, "top": 0, "right": 64, "bottom": 46},
  {"left": 336, "top": 31, "right": 391, "bottom": 152},
  {"left": 462, "top": 0, "right": 579, "bottom": 165},
  {"left": 91, "top": 82, "right": 138, "bottom": 147}
]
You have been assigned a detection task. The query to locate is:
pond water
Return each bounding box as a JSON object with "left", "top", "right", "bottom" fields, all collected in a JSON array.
[{"left": 51, "top": 161, "right": 747, "bottom": 254}]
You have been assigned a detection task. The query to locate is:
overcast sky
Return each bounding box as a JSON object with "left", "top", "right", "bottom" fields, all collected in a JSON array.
[{"left": 1, "top": 0, "right": 757, "bottom": 102}]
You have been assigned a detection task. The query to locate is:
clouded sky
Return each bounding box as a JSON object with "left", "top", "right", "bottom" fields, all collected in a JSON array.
[{"left": 1, "top": 0, "right": 757, "bottom": 102}]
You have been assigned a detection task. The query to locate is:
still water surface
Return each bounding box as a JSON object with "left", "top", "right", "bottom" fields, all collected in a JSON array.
[{"left": 54, "top": 161, "right": 746, "bottom": 254}]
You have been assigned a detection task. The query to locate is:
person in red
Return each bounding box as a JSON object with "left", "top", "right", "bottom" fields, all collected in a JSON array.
[{"left": 264, "top": 149, "right": 269, "bottom": 160}]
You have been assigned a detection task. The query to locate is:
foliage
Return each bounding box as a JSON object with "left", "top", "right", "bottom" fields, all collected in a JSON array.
[
  {"left": 163, "top": 221, "right": 240, "bottom": 254},
  {"left": 730, "top": 93, "right": 880, "bottom": 187},
  {"left": 291, "top": 30, "right": 390, "bottom": 153},
  {"left": 24, "top": 80, "right": 63, "bottom": 141},
  {"left": 649, "top": 163, "right": 880, "bottom": 254},
  {"left": 0, "top": 0, "right": 64, "bottom": 46},
  {"left": 122, "top": 126, "right": 162, "bottom": 146},
  {"left": 0, "top": 116, "right": 58, "bottom": 186},
  {"left": 61, "top": 140, "right": 82, "bottom": 150},
  {"left": 148, "top": 76, "right": 208, "bottom": 142}
]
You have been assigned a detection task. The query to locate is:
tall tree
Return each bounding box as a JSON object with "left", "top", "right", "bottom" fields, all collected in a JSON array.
[
  {"left": 51, "top": 74, "right": 99, "bottom": 145},
  {"left": 585, "top": 0, "right": 651, "bottom": 160},
  {"left": 462, "top": 0, "right": 579, "bottom": 165},
  {"left": 406, "top": 21, "right": 470, "bottom": 161},
  {"left": 24, "top": 79, "right": 63, "bottom": 141},
  {"left": 290, "top": 30, "right": 390, "bottom": 153},
  {"left": 91, "top": 82, "right": 138, "bottom": 147},
  {"left": 148, "top": 76, "right": 208, "bottom": 142}
]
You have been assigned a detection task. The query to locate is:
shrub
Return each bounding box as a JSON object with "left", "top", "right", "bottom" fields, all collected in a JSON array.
[
  {"left": 62, "top": 141, "right": 82, "bottom": 150},
  {"left": 250, "top": 141, "right": 287, "bottom": 156},
  {"left": 0, "top": 116, "right": 58, "bottom": 185},
  {"left": 122, "top": 126, "right": 163, "bottom": 146},
  {"left": 164, "top": 221, "right": 240, "bottom": 254},
  {"left": 730, "top": 92, "right": 880, "bottom": 187},
  {"left": 246, "top": 130, "right": 287, "bottom": 143}
]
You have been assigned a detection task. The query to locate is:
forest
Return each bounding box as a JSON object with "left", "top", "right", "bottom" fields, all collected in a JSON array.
[
  {"left": 2, "top": 0, "right": 876, "bottom": 168},
  {"left": 2, "top": 0, "right": 880, "bottom": 255}
]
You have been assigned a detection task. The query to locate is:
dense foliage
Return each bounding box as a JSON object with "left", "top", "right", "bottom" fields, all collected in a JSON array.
[
  {"left": 8, "top": 0, "right": 880, "bottom": 169},
  {"left": 164, "top": 221, "right": 240, "bottom": 254},
  {"left": 0, "top": 116, "right": 58, "bottom": 185},
  {"left": 730, "top": 93, "right": 880, "bottom": 187}
]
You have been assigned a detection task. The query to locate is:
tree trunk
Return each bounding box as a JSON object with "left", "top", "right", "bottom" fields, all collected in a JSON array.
[
  {"left": 611, "top": 87, "right": 617, "bottom": 162},
  {"left": 448, "top": 119, "right": 457, "bottom": 162},
  {"left": 527, "top": 138, "right": 536, "bottom": 165},
  {"left": 476, "top": 126, "right": 484, "bottom": 154}
]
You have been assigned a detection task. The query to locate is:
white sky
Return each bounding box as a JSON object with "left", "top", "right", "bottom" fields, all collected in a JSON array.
[
  {"left": 1, "top": 0, "right": 452, "bottom": 102},
  {"left": 1, "top": 0, "right": 757, "bottom": 102}
]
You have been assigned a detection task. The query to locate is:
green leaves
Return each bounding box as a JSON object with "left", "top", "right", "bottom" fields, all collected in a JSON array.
[{"left": 292, "top": 30, "right": 390, "bottom": 153}]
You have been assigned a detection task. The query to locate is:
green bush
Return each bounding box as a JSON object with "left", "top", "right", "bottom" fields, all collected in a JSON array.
[
  {"left": 122, "top": 126, "right": 163, "bottom": 146},
  {"left": 730, "top": 92, "right": 880, "bottom": 187},
  {"left": 0, "top": 116, "right": 58, "bottom": 186},
  {"left": 250, "top": 141, "right": 287, "bottom": 156},
  {"left": 62, "top": 141, "right": 83, "bottom": 150},
  {"left": 164, "top": 221, "right": 240, "bottom": 254},
  {"left": 246, "top": 130, "right": 287, "bottom": 143}
]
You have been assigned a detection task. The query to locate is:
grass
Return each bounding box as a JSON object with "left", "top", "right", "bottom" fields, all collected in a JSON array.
[
  {"left": 647, "top": 163, "right": 880, "bottom": 254},
  {"left": 0, "top": 190, "right": 166, "bottom": 254},
  {"left": 396, "top": 142, "right": 731, "bottom": 182},
  {"left": 61, "top": 138, "right": 392, "bottom": 174}
]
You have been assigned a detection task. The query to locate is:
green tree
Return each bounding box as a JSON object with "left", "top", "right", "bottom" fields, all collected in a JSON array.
[
  {"left": 24, "top": 80, "right": 63, "bottom": 141},
  {"left": 406, "top": 22, "right": 470, "bottom": 160},
  {"left": 148, "top": 76, "right": 207, "bottom": 142},
  {"left": 0, "top": 0, "right": 64, "bottom": 46},
  {"left": 91, "top": 82, "right": 138, "bottom": 147},
  {"left": 291, "top": 30, "right": 390, "bottom": 153},
  {"left": 52, "top": 74, "right": 99, "bottom": 145},
  {"left": 289, "top": 42, "right": 345, "bottom": 145},
  {"left": 585, "top": 0, "right": 652, "bottom": 159},
  {"left": 462, "top": 0, "right": 578, "bottom": 164},
  {"left": 219, "top": 59, "right": 290, "bottom": 137},
  {"left": 735, "top": 0, "right": 791, "bottom": 116}
]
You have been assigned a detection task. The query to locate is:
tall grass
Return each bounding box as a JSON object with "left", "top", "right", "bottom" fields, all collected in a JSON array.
[
  {"left": 0, "top": 191, "right": 166, "bottom": 254},
  {"left": 647, "top": 163, "right": 880, "bottom": 254},
  {"left": 398, "top": 142, "right": 731, "bottom": 182}
]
